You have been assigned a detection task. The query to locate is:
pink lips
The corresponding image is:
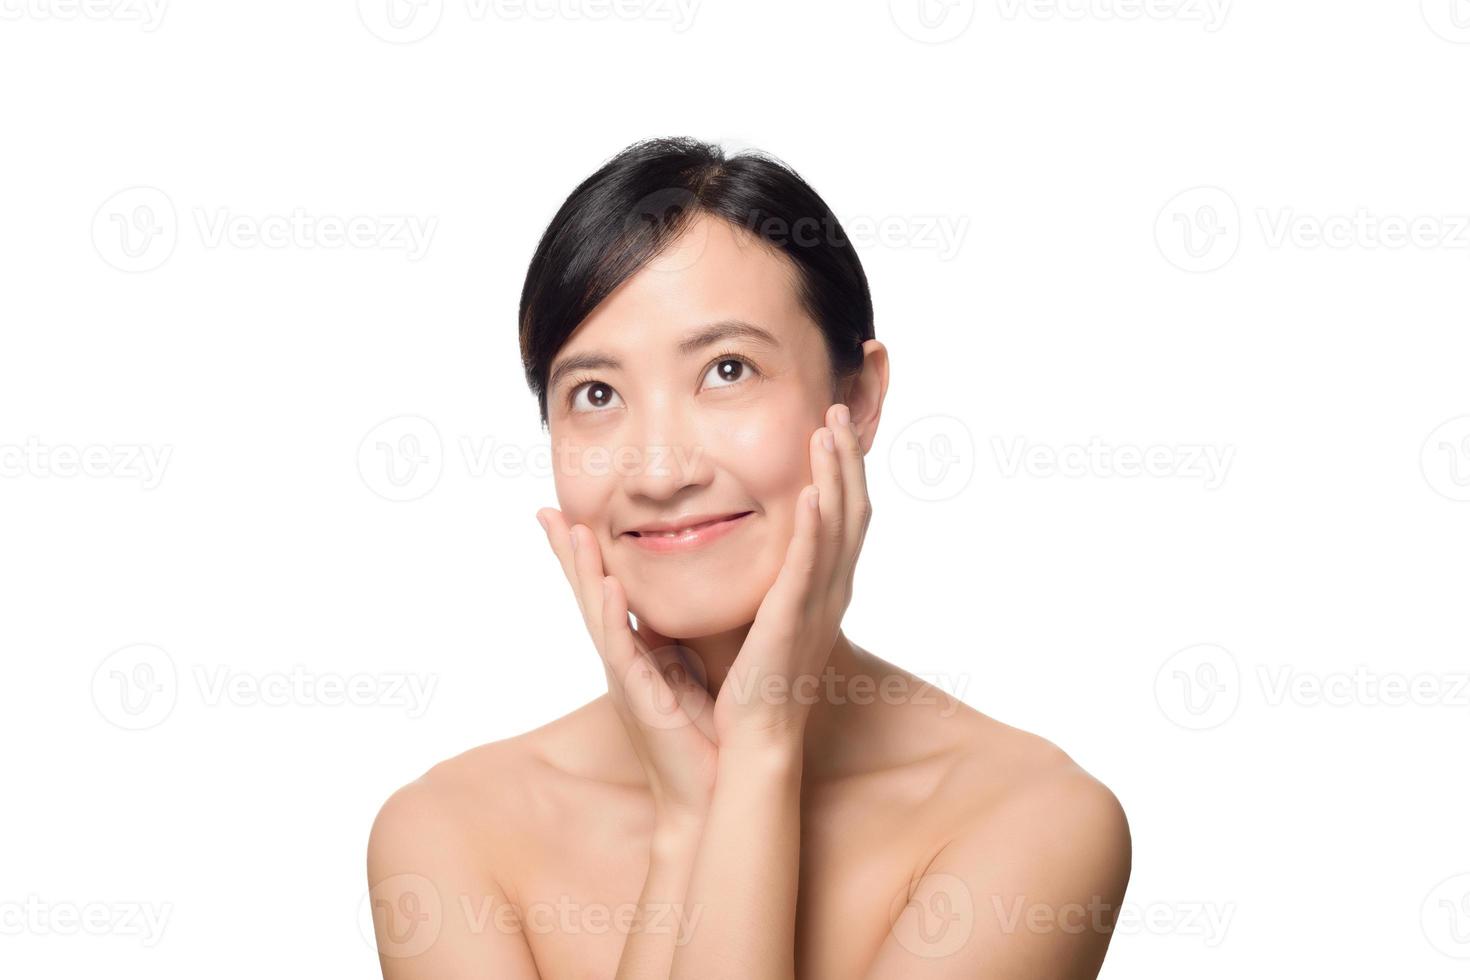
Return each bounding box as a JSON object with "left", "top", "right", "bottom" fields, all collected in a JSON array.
[{"left": 622, "top": 512, "right": 754, "bottom": 553}]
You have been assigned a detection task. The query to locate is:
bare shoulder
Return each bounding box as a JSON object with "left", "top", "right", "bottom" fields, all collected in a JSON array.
[
  {"left": 933, "top": 705, "right": 1130, "bottom": 870},
  {"left": 366, "top": 735, "right": 534, "bottom": 900},
  {"left": 861, "top": 700, "right": 1131, "bottom": 976},
  {"left": 366, "top": 698, "right": 612, "bottom": 897},
  {"left": 363, "top": 704, "right": 614, "bottom": 975},
  {"left": 957, "top": 708, "right": 1123, "bottom": 819}
]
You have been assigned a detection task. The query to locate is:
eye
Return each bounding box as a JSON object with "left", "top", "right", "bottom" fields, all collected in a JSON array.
[
  {"left": 567, "top": 380, "right": 623, "bottom": 414},
  {"left": 701, "top": 353, "right": 760, "bottom": 391}
]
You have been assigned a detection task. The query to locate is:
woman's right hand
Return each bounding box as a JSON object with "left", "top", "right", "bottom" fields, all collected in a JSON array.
[{"left": 537, "top": 509, "right": 719, "bottom": 825}]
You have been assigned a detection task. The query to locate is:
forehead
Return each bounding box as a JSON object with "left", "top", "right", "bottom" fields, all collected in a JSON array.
[{"left": 563, "top": 213, "right": 815, "bottom": 355}]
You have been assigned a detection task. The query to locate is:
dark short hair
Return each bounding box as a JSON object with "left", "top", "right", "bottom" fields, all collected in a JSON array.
[{"left": 518, "top": 136, "right": 875, "bottom": 427}]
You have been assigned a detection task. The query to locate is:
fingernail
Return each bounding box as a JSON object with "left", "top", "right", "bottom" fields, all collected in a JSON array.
[
  {"left": 570, "top": 527, "right": 580, "bottom": 552},
  {"left": 602, "top": 577, "right": 610, "bottom": 599},
  {"left": 537, "top": 513, "right": 548, "bottom": 533},
  {"left": 834, "top": 404, "right": 850, "bottom": 426},
  {"left": 821, "top": 428, "right": 834, "bottom": 451},
  {"left": 808, "top": 486, "right": 820, "bottom": 509}
]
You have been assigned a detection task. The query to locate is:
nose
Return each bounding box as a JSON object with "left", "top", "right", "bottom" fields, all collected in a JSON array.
[{"left": 619, "top": 397, "right": 715, "bottom": 501}]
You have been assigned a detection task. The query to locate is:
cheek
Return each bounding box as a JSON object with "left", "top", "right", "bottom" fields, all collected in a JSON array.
[
  {"left": 724, "top": 401, "right": 815, "bottom": 504},
  {"left": 721, "top": 406, "right": 815, "bottom": 575},
  {"left": 549, "top": 437, "right": 615, "bottom": 531}
]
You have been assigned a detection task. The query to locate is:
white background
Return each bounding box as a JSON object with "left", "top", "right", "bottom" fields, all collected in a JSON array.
[{"left": 2, "top": 1, "right": 1468, "bottom": 976}]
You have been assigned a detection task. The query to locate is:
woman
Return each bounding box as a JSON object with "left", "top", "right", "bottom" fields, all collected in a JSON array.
[{"left": 367, "top": 137, "right": 1131, "bottom": 978}]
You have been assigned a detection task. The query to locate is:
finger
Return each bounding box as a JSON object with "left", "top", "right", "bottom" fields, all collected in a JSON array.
[
  {"left": 536, "top": 509, "right": 606, "bottom": 642},
  {"left": 536, "top": 507, "right": 579, "bottom": 594},
  {"left": 811, "top": 416, "right": 845, "bottom": 583},
  {"left": 597, "top": 574, "right": 641, "bottom": 678},
  {"left": 760, "top": 483, "right": 823, "bottom": 626},
  {"left": 628, "top": 611, "right": 712, "bottom": 730},
  {"left": 604, "top": 575, "right": 698, "bottom": 733},
  {"left": 643, "top": 641, "right": 717, "bottom": 740},
  {"left": 830, "top": 403, "right": 873, "bottom": 578},
  {"left": 569, "top": 523, "right": 607, "bottom": 640}
]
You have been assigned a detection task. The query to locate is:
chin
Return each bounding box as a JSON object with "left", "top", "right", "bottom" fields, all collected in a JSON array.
[
  {"left": 629, "top": 595, "right": 754, "bottom": 643},
  {"left": 625, "top": 570, "right": 770, "bottom": 642}
]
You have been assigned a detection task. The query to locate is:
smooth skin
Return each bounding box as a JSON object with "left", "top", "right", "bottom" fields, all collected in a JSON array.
[{"left": 367, "top": 214, "right": 1131, "bottom": 979}]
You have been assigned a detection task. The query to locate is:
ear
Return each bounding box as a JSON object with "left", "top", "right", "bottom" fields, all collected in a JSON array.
[{"left": 841, "top": 339, "right": 889, "bottom": 455}]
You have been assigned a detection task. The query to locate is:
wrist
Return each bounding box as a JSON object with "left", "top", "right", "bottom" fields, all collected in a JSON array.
[
  {"left": 652, "top": 808, "right": 707, "bottom": 853},
  {"left": 717, "top": 727, "right": 806, "bottom": 772}
]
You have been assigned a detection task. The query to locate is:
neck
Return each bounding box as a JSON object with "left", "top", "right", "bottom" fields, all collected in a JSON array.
[{"left": 674, "top": 626, "right": 872, "bottom": 771}]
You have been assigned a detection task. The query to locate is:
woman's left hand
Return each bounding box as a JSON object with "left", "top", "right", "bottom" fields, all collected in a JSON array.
[{"left": 712, "top": 402, "right": 873, "bottom": 746}]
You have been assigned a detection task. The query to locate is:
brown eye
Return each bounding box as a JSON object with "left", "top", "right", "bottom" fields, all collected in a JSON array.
[
  {"left": 701, "top": 356, "right": 755, "bottom": 390},
  {"left": 570, "top": 381, "right": 623, "bottom": 414}
]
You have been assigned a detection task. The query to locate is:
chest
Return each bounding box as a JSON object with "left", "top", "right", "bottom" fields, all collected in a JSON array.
[{"left": 511, "top": 787, "right": 931, "bottom": 980}]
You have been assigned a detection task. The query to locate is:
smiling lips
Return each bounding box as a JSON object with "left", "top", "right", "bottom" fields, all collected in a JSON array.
[{"left": 622, "top": 512, "right": 754, "bottom": 553}]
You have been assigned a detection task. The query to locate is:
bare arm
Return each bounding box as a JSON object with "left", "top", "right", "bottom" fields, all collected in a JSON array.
[
  {"left": 613, "top": 813, "right": 706, "bottom": 979},
  {"left": 367, "top": 780, "right": 541, "bottom": 979},
  {"left": 668, "top": 734, "right": 804, "bottom": 979},
  {"left": 862, "top": 768, "right": 1132, "bottom": 979}
]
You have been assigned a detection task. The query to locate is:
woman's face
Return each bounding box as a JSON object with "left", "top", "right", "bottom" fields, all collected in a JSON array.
[{"left": 545, "top": 213, "right": 837, "bottom": 639}]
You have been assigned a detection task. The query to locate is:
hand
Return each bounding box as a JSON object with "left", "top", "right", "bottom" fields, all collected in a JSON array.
[
  {"left": 537, "top": 508, "right": 719, "bottom": 822},
  {"left": 712, "top": 402, "right": 873, "bottom": 746}
]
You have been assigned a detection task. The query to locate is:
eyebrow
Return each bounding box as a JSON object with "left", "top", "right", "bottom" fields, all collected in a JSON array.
[{"left": 546, "top": 319, "right": 781, "bottom": 397}]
